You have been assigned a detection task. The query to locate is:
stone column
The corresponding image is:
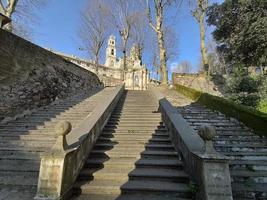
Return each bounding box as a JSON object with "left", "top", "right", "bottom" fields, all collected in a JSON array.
[
  {"left": 197, "top": 125, "right": 233, "bottom": 200},
  {"left": 35, "top": 121, "right": 72, "bottom": 200}
]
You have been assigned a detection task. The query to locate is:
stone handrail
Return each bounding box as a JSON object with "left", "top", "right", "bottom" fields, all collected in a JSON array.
[
  {"left": 35, "top": 84, "right": 125, "bottom": 200},
  {"left": 149, "top": 85, "right": 233, "bottom": 200}
]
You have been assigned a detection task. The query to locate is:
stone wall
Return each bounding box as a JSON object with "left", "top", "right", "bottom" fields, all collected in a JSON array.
[
  {"left": 172, "top": 73, "right": 222, "bottom": 96},
  {"left": 51, "top": 51, "right": 123, "bottom": 86},
  {"left": 50, "top": 50, "right": 148, "bottom": 90},
  {"left": 0, "top": 29, "right": 101, "bottom": 121}
]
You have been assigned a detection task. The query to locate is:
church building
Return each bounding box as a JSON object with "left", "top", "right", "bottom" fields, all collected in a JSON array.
[{"left": 105, "top": 35, "right": 148, "bottom": 90}]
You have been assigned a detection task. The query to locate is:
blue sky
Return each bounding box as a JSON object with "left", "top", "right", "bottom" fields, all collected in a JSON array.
[{"left": 30, "top": 0, "right": 223, "bottom": 79}]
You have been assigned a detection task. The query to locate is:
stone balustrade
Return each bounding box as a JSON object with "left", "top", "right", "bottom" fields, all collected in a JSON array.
[
  {"left": 149, "top": 85, "right": 233, "bottom": 200},
  {"left": 35, "top": 84, "right": 125, "bottom": 200}
]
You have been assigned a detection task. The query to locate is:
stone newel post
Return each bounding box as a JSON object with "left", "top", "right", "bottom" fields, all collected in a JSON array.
[
  {"left": 197, "top": 125, "right": 233, "bottom": 200},
  {"left": 35, "top": 121, "right": 72, "bottom": 200}
]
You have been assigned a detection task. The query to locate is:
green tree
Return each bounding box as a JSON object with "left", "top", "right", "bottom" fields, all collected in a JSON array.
[
  {"left": 226, "top": 67, "right": 261, "bottom": 107},
  {"left": 206, "top": 0, "right": 267, "bottom": 68}
]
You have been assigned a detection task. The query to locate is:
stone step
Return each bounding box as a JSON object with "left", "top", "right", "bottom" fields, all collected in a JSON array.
[
  {"left": 90, "top": 149, "right": 178, "bottom": 160},
  {"left": 0, "top": 140, "right": 53, "bottom": 148},
  {"left": 230, "top": 170, "right": 267, "bottom": 183},
  {"left": 121, "top": 180, "right": 191, "bottom": 198},
  {"left": 0, "top": 186, "right": 36, "bottom": 200},
  {"left": 93, "top": 142, "right": 174, "bottom": 151},
  {"left": 0, "top": 159, "right": 40, "bottom": 172},
  {"left": 0, "top": 130, "right": 56, "bottom": 136},
  {"left": 0, "top": 146, "right": 47, "bottom": 152},
  {"left": 98, "top": 137, "right": 171, "bottom": 144},
  {"left": 231, "top": 182, "right": 267, "bottom": 199},
  {"left": 220, "top": 151, "right": 267, "bottom": 158},
  {"left": 103, "top": 127, "right": 167, "bottom": 132},
  {"left": 230, "top": 160, "right": 267, "bottom": 170},
  {"left": 189, "top": 122, "right": 238, "bottom": 127},
  {"left": 107, "top": 121, "right": 162, "bottom": 126},
  {"left": 72, "top": 193, "right": 192, "bottom": 200},
  {"left": 73, "top": 179, "right": 125, "bottom": 195},
  {"left": 214, "top": 144, "right": 267, "bottom": 151},
  {"left": 193, "top": 126, "right": 250, "bottom": 132},
  {"left": 0, "top": 171, "right": 38, "bottom": 186},
  {"left": 141, "top": 150, "right": 179, "bottom": 159},
  {"left": 0, "top": 152, "right": 41, "bottom": 160},
  {"left": 108, "top": 118, "right": 162, "bottom": 122},
  {"left": 135, "top": 158, "right": 184, "bottom": 170},
  {"left": 102, "top": 129, "right": 167, "bottom": 134},
  {"left": 111, "top": 114, "right": 161, "bottom": 117},
  {"left": 6, "top": 119, "right": 81, "bottom": 127},
  {"left": 215, "top": 138, "right": 267, "bottom": 143},
  {"left": 0, "top": 135, "right": 56, "bottom": 141},
  {"left": 101, "top": 132, "right": 169, "bottom": 139},
  {"left": 128, "top": 168, "right": 189, "bottom": 183},
  {"left": 85, "top": 157, "right": 138, "bottom": 169}
]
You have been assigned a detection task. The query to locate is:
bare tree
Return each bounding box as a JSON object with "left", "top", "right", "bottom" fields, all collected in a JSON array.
[
  {"left": 0, "top": 0, "right": 48, "bottom": 39},
  {"left": 79, "top": 0, "right": 109, "bottom": 75},
  {"left": 109, "top": 0, "right": 139, "bottom": 79},
  {"left": 0, "top": 0, "right": 18, "bottom": 31},
  {"left": 146, "top": 0, "right": 180, "bottom": 85},
  {"left": 191, "top": 0, "right": 209, "bottom": 75},
  {"left": 152, "top": 53, "right": 161, "bottom": 81},
  {"left": 131, "top": 11, "right": 147, "bottom": 63},
  {"left": 174, "top": 60, "right": 192, "bottom": 73},
  {"left": 164, "top": 25, "right": 178, "bottom": 63},
  {"left": 206, "top": 38, "right": 227, "bottom": 75}
]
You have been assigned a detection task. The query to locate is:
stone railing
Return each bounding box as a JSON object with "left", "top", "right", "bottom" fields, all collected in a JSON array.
[
  {"left": 149, "top": 85, "right": 233, "bottom": 200},
  {"left": 35, "top": 84, "right": 125, "bottom": 200}
]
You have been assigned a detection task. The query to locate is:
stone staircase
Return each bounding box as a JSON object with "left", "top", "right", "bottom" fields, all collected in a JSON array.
[
  {"left": 0, "top": 87, "right": 116, "bottom": 200},
  {"left": 72, "top": 90, "right": 194, "bottom": 200},
  {"left": 176, "top": 103, "right": 267, "bottom": 200},
  {"left": 157, "top": 86, "right": 267, "bottom": 199}
]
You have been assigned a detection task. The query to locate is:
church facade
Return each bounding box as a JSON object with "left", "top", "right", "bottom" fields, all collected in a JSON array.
[{"left": 105, "top": 35, "right": 148, "bottom": 90}]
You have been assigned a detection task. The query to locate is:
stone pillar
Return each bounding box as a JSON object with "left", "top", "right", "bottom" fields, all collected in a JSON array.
[
  {"left": 35, "top": 121, "right": 72, "bottom": 200},
  {"left": 197, "top": 125, "right": 233, "bottom": 200}
]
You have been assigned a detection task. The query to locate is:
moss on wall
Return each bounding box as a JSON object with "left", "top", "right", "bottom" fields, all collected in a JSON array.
[{"left": 174, "top": 84, "right": 267, "bottom": 136}]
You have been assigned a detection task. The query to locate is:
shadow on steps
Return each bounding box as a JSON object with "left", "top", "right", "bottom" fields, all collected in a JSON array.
[
  {"left": 72, "top": 90, "right": 194, "bottom": 200},
  {"left": 0, "top": 87, "right": 106, "bottom": 199}
]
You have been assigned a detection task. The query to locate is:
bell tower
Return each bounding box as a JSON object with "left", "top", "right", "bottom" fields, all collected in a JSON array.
[{"left": 105, "top": 35, "right": 116, "bottom": 68}]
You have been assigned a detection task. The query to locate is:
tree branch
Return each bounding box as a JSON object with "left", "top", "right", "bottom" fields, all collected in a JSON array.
[
  {"left": 6, "top": 0, "right": 18, "bottom": 17},
  {"left": 146, "top": 0, "right": 158, "bottom": 33},
  {"left": 0, "top": 1, "right": 5, "bottom": 14}
]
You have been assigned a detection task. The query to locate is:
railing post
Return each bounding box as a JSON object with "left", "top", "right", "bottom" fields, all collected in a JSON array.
[
  {"left": 35, "top": 121, "right": 72, "bottom": 200},
  {"left": 196, "top": 125, "right": 233, "bottom": 200}
]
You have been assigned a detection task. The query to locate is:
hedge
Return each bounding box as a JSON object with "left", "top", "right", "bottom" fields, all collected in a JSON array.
[{"left": 174, "top": 84, "right": 267, "bottom": 136}]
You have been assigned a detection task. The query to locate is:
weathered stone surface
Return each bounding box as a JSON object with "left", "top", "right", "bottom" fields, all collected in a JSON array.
[
  {"left": 36, "top": 85, "right": 124, "bottom": 200},
  {"left": 172, "top": 73, "right": 222, "bottom": 96},
  {"left": 0, "top": 29, "right": 102, "bottom": 121}
]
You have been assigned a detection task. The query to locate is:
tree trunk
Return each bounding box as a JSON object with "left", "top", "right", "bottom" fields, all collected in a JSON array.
[
  {"left": 199, "top": 13, "right": 209, "bottom": 75},
  {"left": 95, "top": 55, "right": 99, "bottom": 75},
  {"left": 122, "top": 38, "right": 127, "bottom": 81},
  {"left": 156, "top": 10, "right": 168, "bottom": 85}
]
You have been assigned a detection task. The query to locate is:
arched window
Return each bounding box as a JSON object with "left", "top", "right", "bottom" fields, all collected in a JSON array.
[{"left": 111, "top": 49, "right": 114, "bottom": 55}]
